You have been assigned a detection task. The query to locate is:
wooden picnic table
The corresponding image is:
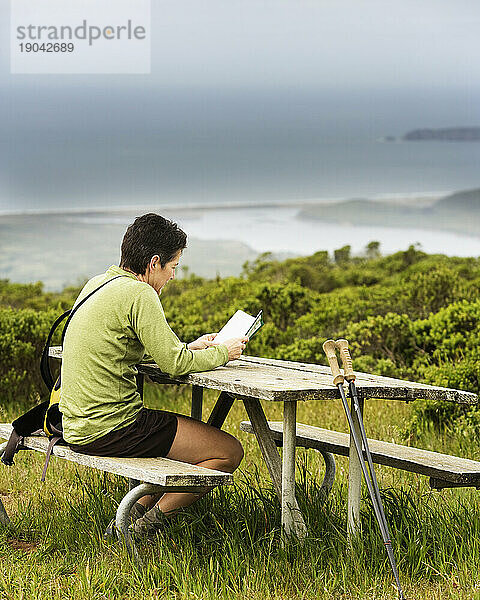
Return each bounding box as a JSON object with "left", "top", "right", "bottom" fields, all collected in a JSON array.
[{"left": 49, "top": 348, "right": 477, "bottom": 539}]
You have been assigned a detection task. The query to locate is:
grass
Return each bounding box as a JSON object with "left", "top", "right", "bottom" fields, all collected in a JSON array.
[{"left": 1, "top": 383, "right": 479, "bottom": 600}]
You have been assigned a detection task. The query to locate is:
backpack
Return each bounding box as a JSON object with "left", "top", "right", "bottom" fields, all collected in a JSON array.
[{"left": 1, "top": 275, "right": 126, "bottom": 480}]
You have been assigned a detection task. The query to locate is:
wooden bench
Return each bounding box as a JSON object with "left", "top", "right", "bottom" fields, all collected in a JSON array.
[
  {"left": 240, "top": 421, "right": 480, "bottom": 491},
  {"left": 0, "top": 424, "right": 232, "bottom": 554}
]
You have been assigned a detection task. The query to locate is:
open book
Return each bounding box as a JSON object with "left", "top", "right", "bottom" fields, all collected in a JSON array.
[{"left": 214, "top": 310, "right": 264, "bottom": 344}]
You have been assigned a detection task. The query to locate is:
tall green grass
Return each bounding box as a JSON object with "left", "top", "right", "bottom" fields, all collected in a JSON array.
[{"left": 1, "top": 383, "right": 479, "bottom": 599}]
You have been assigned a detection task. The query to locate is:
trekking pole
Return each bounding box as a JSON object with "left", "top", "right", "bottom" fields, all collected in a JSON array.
[
  {"left": 335, "top": 338, "right": 405, "bottom": 599},
  {"left": 322, "top": 339, "right": 406, "bottom": 600}
]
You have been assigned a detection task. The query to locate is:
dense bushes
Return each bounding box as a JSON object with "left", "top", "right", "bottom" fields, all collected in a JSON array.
[
  {"left": 0, "top": 279, "right": 80, "bottom": 312},
  {"left": 0, "top": 307, "right": 57, "bottom": 405},
  {"left": 1, "top": 245, "right": 479, "bottom": 437}
]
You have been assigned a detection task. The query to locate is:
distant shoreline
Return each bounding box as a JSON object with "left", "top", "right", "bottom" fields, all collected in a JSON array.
[
  {"left": 0, "top": 190, "right": 448, "bottom": 218},
  {"left": 297, "top": 188, "right": 480, "bottom": 238}
]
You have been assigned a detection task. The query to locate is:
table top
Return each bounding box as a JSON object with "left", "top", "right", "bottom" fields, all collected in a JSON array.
[{"left": 49, "top": 348, "right": 476, "bottom": 405}]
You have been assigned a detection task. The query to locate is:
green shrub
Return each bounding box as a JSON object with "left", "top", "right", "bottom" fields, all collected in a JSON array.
[{"left": 0, "top": 307, "right": 57, "bottom": 405}]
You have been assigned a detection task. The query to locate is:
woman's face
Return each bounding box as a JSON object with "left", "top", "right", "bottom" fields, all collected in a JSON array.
[{"left": 147, "top": 250, "right": 181, "bottom": 294}]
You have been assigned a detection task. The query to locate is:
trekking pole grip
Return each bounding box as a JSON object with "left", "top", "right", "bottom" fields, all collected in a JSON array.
[
  {"left": 322, "top": 339, "right": 344, "bottom": 385},
  {"left": 335, "top": 338, "right": 356, "bottom": 382}
]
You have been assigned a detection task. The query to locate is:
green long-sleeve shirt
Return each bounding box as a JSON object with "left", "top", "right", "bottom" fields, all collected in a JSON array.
[{"left": 59, "top": 265, "right": 229, "bottom": 445}]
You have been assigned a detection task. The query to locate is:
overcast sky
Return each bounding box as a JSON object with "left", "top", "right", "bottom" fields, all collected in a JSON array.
[
  {"left": 1, "top": 0, "right": 479, "bottom": 89},
  {"left": 1, "top": 0, "right": 479, "bottom": 213}
]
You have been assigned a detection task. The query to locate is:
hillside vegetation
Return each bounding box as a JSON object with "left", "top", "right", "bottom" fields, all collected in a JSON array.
[
  {"left": 1, "top": 243, "right": 479, "bottom": 438},
  {"left": 1, "top": 244, "right": 480, "bottom": 599}
]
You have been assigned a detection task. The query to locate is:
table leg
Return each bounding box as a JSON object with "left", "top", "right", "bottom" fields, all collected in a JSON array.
[
  {"left": 347, "top": 394, "right": 364, "bottom": 541},
  {"left": 191, "top": 386, "right": 203, "bottom": 420},
  {"left": 207, "top": 391, "right": 234, "bottom": 429},
  {"left": 282, "top": 400, "right": 301, "bottom": 538},
  {"left": 243, "top": 398, "right": 307, "bottom": 539}
]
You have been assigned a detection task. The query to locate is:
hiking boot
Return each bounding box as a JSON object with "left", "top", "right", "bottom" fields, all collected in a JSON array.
[
  {"left": 104, "top": 501, "right": 147, "bottom": 539},
  {"left": 129, "top": 505, "right": 168, "bottom": 540}
]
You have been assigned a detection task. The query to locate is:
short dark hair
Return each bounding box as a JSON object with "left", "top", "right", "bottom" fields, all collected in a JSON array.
[{"left": 120, "top": 213, "right": 187, "bottom": 274}]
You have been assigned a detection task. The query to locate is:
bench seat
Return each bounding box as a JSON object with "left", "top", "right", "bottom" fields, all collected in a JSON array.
[
  {"left": 0, "top": 424, "right": 232, "bottom": 489},
  {"left": 240, "top": 421, "right": 480, "bottom": 490}
]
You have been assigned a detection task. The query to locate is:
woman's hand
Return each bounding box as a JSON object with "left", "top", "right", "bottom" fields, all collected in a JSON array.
[
  {"left": 187, "top": 334, "right": 249, "bottom": 360},
  {"left": 221, "top": 337, "right": 249, "bottom": 361},
  {"left": 187, "top": 333, "right": 218, "bottom": 351}
]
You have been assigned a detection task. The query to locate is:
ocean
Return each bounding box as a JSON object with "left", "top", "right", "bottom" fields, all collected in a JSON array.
[{"left": 1, "top": 86, "right": 480, "bottom": 288}]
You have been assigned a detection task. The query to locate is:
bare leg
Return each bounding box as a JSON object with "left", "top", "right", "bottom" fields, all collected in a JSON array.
[{"left": 137, "top": 415, "right": 243, "bottom": 514}]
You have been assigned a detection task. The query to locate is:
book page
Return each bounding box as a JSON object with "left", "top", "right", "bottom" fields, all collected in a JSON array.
[{"left": 214, "top": 310, "right": 255, "bottom": 344}]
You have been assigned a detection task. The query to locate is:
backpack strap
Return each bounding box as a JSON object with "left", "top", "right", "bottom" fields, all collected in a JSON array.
[
  {"left": 40, "top": 274, "right": 127, "bottom": 392},
  {"left": 59, "top": 275, "right": 126, "bottom": 346},
  {"left": 40, "top": 310, "right": 71, "bottom": 392},
  {"left": 41, "top": 436, "right": 62, "bottom": 482}
]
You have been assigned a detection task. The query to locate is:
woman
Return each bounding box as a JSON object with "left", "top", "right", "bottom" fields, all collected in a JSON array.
[{"left": 59, "top": 213, "right": 247, "bottom": 535}]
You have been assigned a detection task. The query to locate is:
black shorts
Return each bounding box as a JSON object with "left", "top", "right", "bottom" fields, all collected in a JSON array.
[{"left": 68, "top": 408, "right": 178, "bottom": 458}]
